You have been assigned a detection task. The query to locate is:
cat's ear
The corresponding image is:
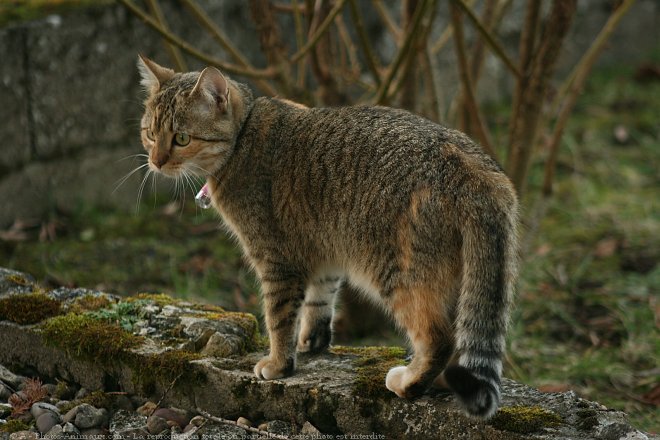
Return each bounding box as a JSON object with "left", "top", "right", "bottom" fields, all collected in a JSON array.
[
  {"left": 191, "top": 67, "right": 230, "bottom": 112},
  {"left": 137, "top": 54, "right": 175, "bottom": 92}
]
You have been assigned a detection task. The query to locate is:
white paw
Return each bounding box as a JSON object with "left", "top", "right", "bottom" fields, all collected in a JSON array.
[
  {"left": 253, "top": 356, "right": 289, "bottom": 380},
  {"left": 385, "top": 366, "right": 409, "bottom": 398}
]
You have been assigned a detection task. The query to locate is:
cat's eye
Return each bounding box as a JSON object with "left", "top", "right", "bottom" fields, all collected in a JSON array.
[
  {"left": 145, "top": 128, "right": 155, "bottom": 141},
  {"left": 174, "top": 132, "right": 191, "bottom": 147}
]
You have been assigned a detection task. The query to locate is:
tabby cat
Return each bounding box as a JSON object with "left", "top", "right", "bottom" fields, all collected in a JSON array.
[{"left": 137, "top": 55, "right": 519, "bottom": 419}]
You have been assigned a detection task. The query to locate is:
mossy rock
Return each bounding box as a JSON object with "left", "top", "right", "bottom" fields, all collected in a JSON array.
[
  {"left": 40, "top": 313, "right": 143, "bottom": 361},
  {"left": 0, "top": 292, "right": 62, "bottom": 324},
  {"left": 67, "top": 294, "right": 114, "bottom": 314},
  {"left": 330, "top": 346, "right": 407, "bottom": 400},
  {"left": 489, "top": 405, "right": 562, "bottom": 434}
]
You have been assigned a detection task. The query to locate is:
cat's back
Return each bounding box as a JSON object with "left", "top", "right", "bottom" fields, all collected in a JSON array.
[{"left": 245, "top": 99, "right": 504, "bottom": 193}]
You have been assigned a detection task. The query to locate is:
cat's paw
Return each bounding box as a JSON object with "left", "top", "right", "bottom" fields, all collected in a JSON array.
[
  {"left": 385, "top": 366, "right": 426, "bottom": 399},
  {"left": 297, "top": 317, "right": 332, "bottom": 353},
  {"left": 253, "top": 356, "right": 294, "bottom": 380}
]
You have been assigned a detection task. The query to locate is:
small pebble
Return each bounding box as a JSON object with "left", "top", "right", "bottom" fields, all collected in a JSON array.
[
  {"left": 36, "top": 412, "right": 62, "bottom": 434},
  {"left": 74, "top": 404, "right": 107, "bottom": 429},
  {"left": 44, "top": 424, "right": 63, "bottom": 439},
  {"left": 30, "top": 402, "right": 60, "bottom": 419},
  {"left": 146, "top": 415, "right": 169, "bottom": 435},
  {"left": 136, "top": 401, "right": 157, "bottom": 416},
  {"left": 62, "top": 406, "right": 80, "bottom": 424},
  {"left": 236, "top": 417, "right": 252, "bottom": 427},
  {"left": 301, "top": 421, "right": 322, "bottom": 435},
  {"left": 152, "top": 407, "right": 190, "bottom": 428},
  {"left": 257, "top": 422, "right": 268, "bottom": 431},
  {"left": 62, "top": 422, "right": 80, "bottom": 435}
]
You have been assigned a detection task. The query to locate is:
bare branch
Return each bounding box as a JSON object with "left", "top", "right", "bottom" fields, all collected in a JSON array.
[
  {"left": 290, "top": 0, "right": 348, "bottom": 64},
  {"left": 118, "top": 0, "right": 276, "bottom": 79},
  {"left": 146, "top": 0, "right": 187, "bottom": 72},
  {"left": 179, "top": 0, "right": 277, "bottom": 95},
  {"left": 291, "top": 0, "right": 307, "bottom": 88},
  {"left": 372, "top": 0, "right": 401, "bottom": 41},
  {"left": 373, "top": 0, "right": 427, "bottom": 104},
  {"left": 542, "top": 0, "right": 637, "bottom": 196},
  {"left": 348, "top": 0, "right": 381, "bottom": 86},
  {"left": 507, "top": 0, "right": 577, "bottom": 194},
  {"left": 449, "top": 1, "right": 496, "bottom": 159},
  {"left": 452, "top": 0, "right": 521, "bottom": 79}
]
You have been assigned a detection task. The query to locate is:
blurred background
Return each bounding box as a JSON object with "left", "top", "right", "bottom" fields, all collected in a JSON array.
[{"left": 0, "top": 0, "right": 658, "bottom": 431}]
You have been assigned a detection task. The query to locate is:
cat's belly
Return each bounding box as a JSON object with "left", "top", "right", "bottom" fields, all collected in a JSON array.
[{"left": 313, "top": 264, "right": 382, "bottom": 302}]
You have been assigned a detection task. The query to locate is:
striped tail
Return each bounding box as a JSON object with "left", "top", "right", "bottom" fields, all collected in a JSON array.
[{"left": 444, "top": 193, "right": 518, "bottom": 419}]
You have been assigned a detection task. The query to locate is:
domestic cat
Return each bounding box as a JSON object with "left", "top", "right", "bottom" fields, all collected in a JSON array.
[{"left": 137, "top": 55, "right": 519, "bottom": 419}]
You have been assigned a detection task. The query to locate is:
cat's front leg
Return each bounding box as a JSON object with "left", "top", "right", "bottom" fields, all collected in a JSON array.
[{"left": 254, "top": 264, "right": 306, "bottom": 380}]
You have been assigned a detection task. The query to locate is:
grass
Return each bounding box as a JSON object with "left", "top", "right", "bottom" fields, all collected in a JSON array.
[
  {"left": 504, "top": 65, "right": 660, "bottom": 432},
  {"left": 0, "top": 65, "right": 658, "bottom": 432}
]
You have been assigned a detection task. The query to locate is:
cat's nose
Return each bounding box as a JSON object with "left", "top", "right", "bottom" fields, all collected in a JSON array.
[{"left": 152, "top": 153, "right": 170, "bottom": 169}]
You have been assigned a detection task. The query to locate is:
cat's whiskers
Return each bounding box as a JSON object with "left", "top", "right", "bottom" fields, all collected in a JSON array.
[
  {"left": 135, "top": 167, "right": 153, "bottom": 214},
  {"left": 113, "top": 161, "right": 150, "bottom": 194}
]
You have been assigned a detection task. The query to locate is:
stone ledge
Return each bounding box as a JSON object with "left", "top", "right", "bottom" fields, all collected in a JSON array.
[{"left": 0, "top": 267, "right": 656, "bottom": 439}]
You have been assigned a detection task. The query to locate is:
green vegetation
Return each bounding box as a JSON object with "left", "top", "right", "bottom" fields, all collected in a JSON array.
[
  {"left": 490, "top": 406, "right": 562, "bottom": 434},
  {"left": 501, "top": 65, "right": 660, "bottom": 432},
  {"left": 0, "top": 419, "right": 31, "bottom": 433},
  {"left": 0, "top": 292, "right": 62, "bottom": 324},
  {"left": 40, "top": 313, "right": 143, "bottom": 360}
]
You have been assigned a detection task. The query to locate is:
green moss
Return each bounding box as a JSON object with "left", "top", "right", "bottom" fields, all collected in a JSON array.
[
  {"left": 0, "top": 293, "right": 62, "bottom": 324},
  {"left": 40, "top": 313, "right": 143, "bottom": 361},
  {"left": 57, "top": 390, "right": 115, "bottom": 414},
  {"left": 0, "top": 419, "right": 31, "bottom": 433},
  {"left": 132, "top": 349, "right": 204, "bottom": 387},
  {"left": 330, "top": 346, "right": 407, "bottom": 399},
  {"left": 127, "top": 293, "right": 179, "bottom": 307},
  {"left": 68, "top": 294, "right": 114, "bottom": 314},
  {"left": 490, "top": 405, "right": 562, "bottom": 434}
]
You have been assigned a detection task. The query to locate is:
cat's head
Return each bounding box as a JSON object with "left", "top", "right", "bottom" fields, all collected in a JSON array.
[{"left": 137, "top": 55, "right": 247, "bottom": 179}]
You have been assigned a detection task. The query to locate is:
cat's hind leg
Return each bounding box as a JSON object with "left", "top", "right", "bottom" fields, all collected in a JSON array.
[
  {"left": 297, "top": 276, "right": 342, "bottom": 353},
  {"left": 385, "top": 285, "right": 454, "bottom": 399}
]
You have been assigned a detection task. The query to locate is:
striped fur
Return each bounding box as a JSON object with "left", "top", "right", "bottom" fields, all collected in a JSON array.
[{"left": 137, "top": 58, "right": 519, "bottom": 419}]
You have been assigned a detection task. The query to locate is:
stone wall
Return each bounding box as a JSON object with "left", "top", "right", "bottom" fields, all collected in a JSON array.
[{"left": 0, "top": 1, "right": 657, "bottom": 228}]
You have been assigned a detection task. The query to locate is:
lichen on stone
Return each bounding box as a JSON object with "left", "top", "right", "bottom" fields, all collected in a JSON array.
[
  {"left": 330, "top": 346, "right": 407, "bottom": 399},
  {"left": 0, "top": 292, "right": 62, "bottom": 324},
  {"left": 489, "top": 405, "right": 562, "bottom": 434},
  {"left": 199, "top": 311, "right": 266, "bottom": 353}
]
